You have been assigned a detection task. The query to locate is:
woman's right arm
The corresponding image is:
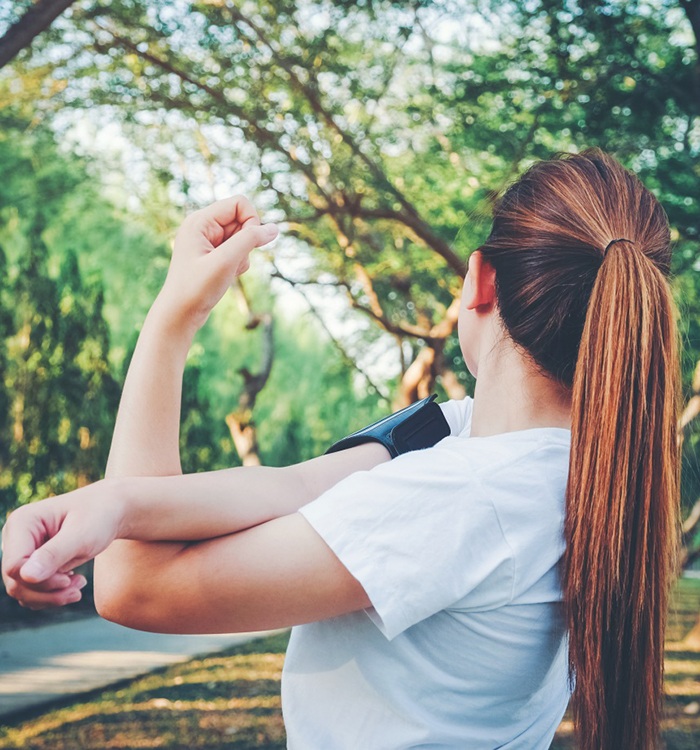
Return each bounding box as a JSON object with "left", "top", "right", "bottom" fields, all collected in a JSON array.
[{"left": 95, "top": 196, "right": 388, "bottom": 597}]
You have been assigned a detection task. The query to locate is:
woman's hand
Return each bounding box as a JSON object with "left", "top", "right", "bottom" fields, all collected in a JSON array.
[
  {"left": 1, "top": 482, "right": 125, "bottom": 610},
  {"left": 155, "top": 195, "right": 278, "bottom": 335}
]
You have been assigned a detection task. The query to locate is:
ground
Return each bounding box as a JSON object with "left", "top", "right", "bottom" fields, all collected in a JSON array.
[{"left": 0, "top": 582, "right": 699, "bottom": 749}]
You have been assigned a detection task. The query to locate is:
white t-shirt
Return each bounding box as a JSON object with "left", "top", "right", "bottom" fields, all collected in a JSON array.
[{"left": 282, "top": 397, "right": 572, "bottom": 749}]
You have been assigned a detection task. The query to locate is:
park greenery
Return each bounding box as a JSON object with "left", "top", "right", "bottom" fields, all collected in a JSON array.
[{"left": 0, "top": 0, "right": 700, "bottom": 568}]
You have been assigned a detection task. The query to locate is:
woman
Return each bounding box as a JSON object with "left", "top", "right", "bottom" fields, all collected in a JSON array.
[{"left": 1, "top": 148, "right": 681, "bottom": 750}]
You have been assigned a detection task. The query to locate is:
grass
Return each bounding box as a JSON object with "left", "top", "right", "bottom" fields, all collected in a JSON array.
[
  {"left": 0, "top": 633, "right": 290, "bottom": 750},
  {"left": 1, "top": 582, "right": 699, "bottom": 749}
]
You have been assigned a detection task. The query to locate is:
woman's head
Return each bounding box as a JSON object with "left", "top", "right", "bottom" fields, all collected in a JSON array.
[
  {"left": 478, "top": 148, "right": 672, "bottom": 387},
  {"left": 470, "top": 149, "right": 680, "bottom": 750}
]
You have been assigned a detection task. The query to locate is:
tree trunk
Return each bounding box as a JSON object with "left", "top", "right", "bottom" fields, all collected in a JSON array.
[
  {"left": 225, "top": 304, "right": 274, "bottom": 467},
  {"left": 225, "top": 413, "right": 261, "bottom": 467},
  {"left": 394, "top": 345, "right": 440, "bottom": 409},
  {"left": 680, "top": 360, "right": 700, "bottom": 432}
]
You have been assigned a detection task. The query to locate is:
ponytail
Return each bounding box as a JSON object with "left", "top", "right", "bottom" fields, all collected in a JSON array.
[
  {"left": 481, "top": 147, "right": 681, "bottom": 748},
  {"left": 563, "top": 240, "right": 681, "bottom": 749}
]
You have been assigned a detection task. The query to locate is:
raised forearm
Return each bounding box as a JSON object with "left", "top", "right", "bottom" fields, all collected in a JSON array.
[
  {"left": 94, "top": 300, "right": 194, "bottom": 605},
  {"left": 106, "top": 197, "right": 276, "bottom": 480},
  {"left": 105, "top": 298, "right": 193, "bottom": 479}
]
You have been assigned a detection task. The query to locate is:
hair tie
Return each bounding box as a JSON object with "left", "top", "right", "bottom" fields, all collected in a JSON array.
[{"left": 604, "top": 237, "right": 634, "bottom": 253}]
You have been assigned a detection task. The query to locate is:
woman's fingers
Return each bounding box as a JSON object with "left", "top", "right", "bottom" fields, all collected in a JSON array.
[
  {"left": 5, "top": 571, "right": 86, "bottom": 607},
  {"left": 158, "top": 195, "right": 278, "bottom": 332},
  {"left": 201, "top": 195, "right": 260, "bottom": 224},
  {"left": 15, "top": 576, "right": 88, "bottom": 610},
  {"left": 221, "top": 210, "right": 261, "bottom": 242},
  {"left": 1, "top": 505, "right": 46, "bottom": 580},
  {"left": 193, "top": 196, "right": 261, "bottom": 244},
  {"left": 215, "top": 222, "right": 279, "bottom": 275},
  {"left": 18, "top": 527, "right": 87, "bottom": 584},
  {"left": 30, "top": 572, "right": 78, "bottom": 591}
]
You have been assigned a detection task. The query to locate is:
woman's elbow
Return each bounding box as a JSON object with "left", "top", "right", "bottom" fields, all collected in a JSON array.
[
  {"left": 94, "top": 578, "right": 166, "bottom": 632},
  {"left": 93, "top": 566, "right": 135, "bottom": 625},
  {"left": 93, "top": 551, "right": 153, "bottom": 630},
  {"left": 94, "top": 591, "right": 129, "bottom": 626}
]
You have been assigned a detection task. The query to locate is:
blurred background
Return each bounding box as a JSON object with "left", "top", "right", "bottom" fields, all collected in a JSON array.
[{"left": 0, "top": 0, "right": 699, "bottom": 746}]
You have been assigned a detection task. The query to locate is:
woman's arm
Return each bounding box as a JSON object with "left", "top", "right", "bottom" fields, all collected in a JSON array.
[
  {"left": 1, "top": 444, "right": 386, "bottom": 622},
  {"left": 102, "top": 512, "right": 373, "bottom": 634},
  {"left": 2, "top": 196, "right": 390, "bottom": 617}
]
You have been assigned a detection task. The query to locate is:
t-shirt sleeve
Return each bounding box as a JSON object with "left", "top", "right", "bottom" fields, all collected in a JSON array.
[
  {"left": 438, "top": 396, "right": 473, "bottom": 437},
  {"left": 298, "top": 442, "right": 514, "bottom": 640}
]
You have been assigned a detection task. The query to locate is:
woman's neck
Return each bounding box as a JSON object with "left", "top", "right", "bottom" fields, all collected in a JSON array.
[{"left": 469, "top": 340, "right": 572, "bottom": 438}]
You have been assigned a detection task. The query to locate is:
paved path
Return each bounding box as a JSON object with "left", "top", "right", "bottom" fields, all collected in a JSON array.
[{"left": 0, "top": 616, "right": 274, "bottom": 721}]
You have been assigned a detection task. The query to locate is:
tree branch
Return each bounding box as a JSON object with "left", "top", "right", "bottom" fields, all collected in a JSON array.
[
  {"left": 91, "top": 17, "right": 465, "bottom": 277},
  {"left": 681, "top": 395, "right": 700, "bottom": 432},
  {"left": 269, "top": 263, "right": 390, "bottom": 401},
  {"left": 683, "top": 497, "right": 700, "bottom": 538},
  {"left": 350, "top": 206, "right": 466, "bottom": 276},
  {"left": 681, "top": 0, "right": 700, "bottom": 62},
  {"left": 226, "top": 3, "right": 466, "bottom": 277},
  {"left": 89, "top": 19, "right": 333, "bottom": 201},
  {"left": 237, "top": 313, "right": 274, "bottom": 406},
  {"left": 0, "top": 0, "right": 77, "bottom": 70}
]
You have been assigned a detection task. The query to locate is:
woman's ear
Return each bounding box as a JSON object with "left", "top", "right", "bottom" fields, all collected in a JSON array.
[{"left": 464, "top": 250, "right": 497, "bottom": 312}]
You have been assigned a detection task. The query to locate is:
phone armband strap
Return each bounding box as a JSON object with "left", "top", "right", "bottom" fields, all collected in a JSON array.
[{"left": 325, "top": 394, "right": 451, "bottom": 458}]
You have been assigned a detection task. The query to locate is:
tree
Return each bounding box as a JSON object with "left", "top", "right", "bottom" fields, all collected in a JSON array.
[
  {"left": 3, "top": 0, "right": 700, "bottom": 560},
  {"left": 0, "top": 114, "right": 170, "bottom": 512},
  {"left": 4, "top": 0, "right": 478, "bottom": 406},
  {"left": 0, "top": 229, "right": 119, "bottom": 510}
]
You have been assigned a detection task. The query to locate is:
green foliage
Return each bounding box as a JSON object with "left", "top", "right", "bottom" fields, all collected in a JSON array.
[
  {"left": 187, "top": 282, "right": 387, "bottom": 470},
  {"left": 0, "top": 229, "right": 119, "bottom": 510},
  {"left": 0, "top": 112, "right": 383, "bottom": 509},
  {"left": 254, "top": 314, "right": 386, "bottom": 465},
  {"left": 0, "top": 115, "right": 168, "bottom": 512}
]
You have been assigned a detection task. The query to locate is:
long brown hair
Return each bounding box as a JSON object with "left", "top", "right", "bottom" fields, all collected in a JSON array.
[{"left": 479, "top": 148, "right": 681, "bottom": 749}]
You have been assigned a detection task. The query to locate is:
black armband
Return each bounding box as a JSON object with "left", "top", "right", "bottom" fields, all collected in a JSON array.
[{"left": 325, "top": 394, "right": 451, "bottom": 458}]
